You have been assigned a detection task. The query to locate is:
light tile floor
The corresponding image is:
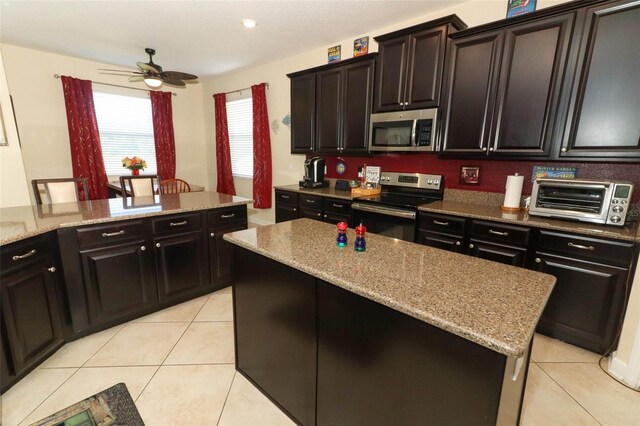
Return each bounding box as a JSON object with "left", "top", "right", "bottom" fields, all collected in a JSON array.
[{"left": 2, "top": 286, "right": 639, "bottom": 426}]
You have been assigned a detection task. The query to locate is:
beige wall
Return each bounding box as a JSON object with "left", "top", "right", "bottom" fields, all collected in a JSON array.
[
  {"left": 0, "top": 51, "right": 31, "bottom": 208},
  {"left": 202, "top": 0, "right": 570, "bottom": 225},
  {"left": 0, "top": 44, "right": 208, "bottom": 205},
  {"left": 614, "top": 254, "right": 640, "bottom": 376}
]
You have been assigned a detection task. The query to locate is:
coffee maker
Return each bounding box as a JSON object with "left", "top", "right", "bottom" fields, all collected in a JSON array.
[{"left": 299, "top": 157, "right": 329, "bottom": 188}]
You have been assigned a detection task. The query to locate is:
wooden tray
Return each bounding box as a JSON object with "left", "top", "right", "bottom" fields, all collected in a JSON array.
[{"left": 351, "top": 187, "right": 381, "bottom": 197}]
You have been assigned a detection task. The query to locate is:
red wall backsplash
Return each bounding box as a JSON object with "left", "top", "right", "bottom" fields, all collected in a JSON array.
[{"left": 321, "top": 154, "right": 640, "bottom": 203}]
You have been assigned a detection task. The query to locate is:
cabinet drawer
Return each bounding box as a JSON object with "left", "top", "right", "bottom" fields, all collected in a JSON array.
[
  {"left": 419, "top": 213, "right": 467, "bottom": 235},
  {"left": 275, "top": 191, "right": 298, "bottom": 206},
  {"left": 324, "top": 198, "right": 352, "bottom": 215},
  {"left": 152, "top": 213, "right": 202, "bottom": 235},
  {"left": 208, "top": 206, "right": 248, "bottom": 228},
  {"left": 537, "top": 230, "right": 634, "bottom": 267},
  {"left": 299, "top": 194, "right": 323, "bottom": 209},
  {"left": 0, "top": 236, "right": 51, "bottom": 275},
  {"left": 76, "top": 220, "right": 145, "bottom": 248},
  {"left": 471, "top": 220, "right": 530, "bottom": 247}
]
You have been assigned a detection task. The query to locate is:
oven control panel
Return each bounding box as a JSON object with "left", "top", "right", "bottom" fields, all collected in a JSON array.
[{"left": 379, "top": 172, "right": 443, "bottom": 190}]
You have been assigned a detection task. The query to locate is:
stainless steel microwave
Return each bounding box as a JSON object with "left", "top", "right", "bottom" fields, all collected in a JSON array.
[
  {"left": 369, "top": 109, "right": 437, "bottom": 152},
  {"left": 529, "top": 178, "right": 634, "bottom": 226}
]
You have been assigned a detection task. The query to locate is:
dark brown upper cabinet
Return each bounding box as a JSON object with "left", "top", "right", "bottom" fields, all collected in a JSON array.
[
  {"left": 288, "top": 54, "right": 376, "bottom": 155},
  {"left": 290, "top": 74, "right": 316, "bottom": 154},
  {"left": 441, "top": 12, "right": 576, "bottom": 158},
  {"left": 559, "top": 0, "right": 640, "bottom": 160},
  {"left": 373, "top": 16, "right": 467, "bottom": 113}
]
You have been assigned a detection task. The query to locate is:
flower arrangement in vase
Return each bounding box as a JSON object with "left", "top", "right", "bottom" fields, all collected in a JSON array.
[{"left": 122, "top": 156, "right": 147, "bottom": 176}]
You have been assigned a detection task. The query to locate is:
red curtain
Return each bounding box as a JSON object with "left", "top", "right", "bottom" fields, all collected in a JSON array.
[
  {"left": 150, "top": 91, "right": 176, "bottom": 180},
  {"left": 60, "top": 76, "right": 108, "bottom": 200},
  {"left": 251, "top": 83, "right": 272, "bottom": 208},
  {"left": 213, "top": 93, "right": 236, "bottom": 195}
]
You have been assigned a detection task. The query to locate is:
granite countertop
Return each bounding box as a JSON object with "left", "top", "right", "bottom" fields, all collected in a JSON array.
[
  {"left": 0, "top": 191, "right": 252, "bottom": 246},
  {"left": 419, "top": 200, "right": 640, "bottom": 242},
  {"left": 274, "top": 184, "right": 356, "bottom": 200},
  {"left": 224, "top": 218, "right": 556, "bottom": 358}
]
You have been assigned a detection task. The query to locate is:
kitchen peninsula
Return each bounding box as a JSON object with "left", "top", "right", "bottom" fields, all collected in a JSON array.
[
  {"left": 225, "top": 219, "right": 556, "bottom": 425},
  {"left": 0, "top": 192, "right": 250, "bottom": 393}
]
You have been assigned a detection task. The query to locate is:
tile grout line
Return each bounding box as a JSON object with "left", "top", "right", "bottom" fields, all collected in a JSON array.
[
  {"left": 79, "top": 322, "right": 131, "bottom": 369},
  {"left": 217, "top": 371, "right": 237, "bottom": 426},
  {"left": 536, "top": 362, "right": 604, "bottom": 426}
]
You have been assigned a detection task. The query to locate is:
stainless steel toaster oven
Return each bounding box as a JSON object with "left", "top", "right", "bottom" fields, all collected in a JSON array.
[{"left": 529, "top": 178, "right": 634, "bottom": 226}]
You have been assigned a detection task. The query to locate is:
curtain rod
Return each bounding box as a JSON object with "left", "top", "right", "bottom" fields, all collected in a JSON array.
[
  {"left": 224, "top": 82, "right": 269, "bottom": 96},
  {"left": 53, "top": 74, "right": 178, "bottom": 96}
]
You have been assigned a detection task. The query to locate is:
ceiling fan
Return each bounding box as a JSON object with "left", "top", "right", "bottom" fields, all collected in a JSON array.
[{"left": 99, "top": 48, "right": 198, "bottom": 89}]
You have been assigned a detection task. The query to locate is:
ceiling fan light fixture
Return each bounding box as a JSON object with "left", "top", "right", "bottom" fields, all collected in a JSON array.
[
  {"left": 143, "top": 76, "right": 163, "bottom": 89},
  {"left": 242, "top": 19, "right": 257, "bottom": 29}
]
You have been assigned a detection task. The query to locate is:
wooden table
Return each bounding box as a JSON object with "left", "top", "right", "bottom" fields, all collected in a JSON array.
[{"left": 107, "top": 181, "right": 205, "bottom": 198}]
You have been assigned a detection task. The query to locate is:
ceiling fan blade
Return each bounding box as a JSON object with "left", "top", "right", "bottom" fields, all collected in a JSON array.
[
  {"left": 98, "top": 68, "right": 139, "bottom": 73},
  {"left": 137, "top": 62, "right": 160, "bottom": 74},
  {"left": 162, "top": 71, "right": 198, "bottom": 80},
  {"left": 161, "top": 77, "right": 186, "bottom": 87},
  {"left": 128, "top": 76, "right": 145, "bottom": 82},
  {"left": 99, "top": 72, "right": 141, "bottom": 77}
]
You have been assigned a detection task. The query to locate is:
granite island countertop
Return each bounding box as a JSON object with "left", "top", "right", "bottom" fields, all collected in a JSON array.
[
  {"left": 0, "top": 191, "right": 252, "bottom": 246},
  {"left": 224, "top": 218, "right": 556, "bottom": 358},
  {"left": 419, "top": 200, "right": 640, "bottom": 242}
]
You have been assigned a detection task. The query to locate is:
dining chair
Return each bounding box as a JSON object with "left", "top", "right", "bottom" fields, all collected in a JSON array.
[
  {"left": 32, "top": 178, "right": 89, "bottom": 204},
  {"left": 119, "top": 175, "right": 161, "bottom": 197},
  {"left": 159, "top": 178, "right": 191, "bottom": 194}
]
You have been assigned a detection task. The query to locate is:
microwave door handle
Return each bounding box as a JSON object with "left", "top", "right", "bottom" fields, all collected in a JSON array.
[{"left": 410, "top": 120, "right": 418, "bottom": 147}]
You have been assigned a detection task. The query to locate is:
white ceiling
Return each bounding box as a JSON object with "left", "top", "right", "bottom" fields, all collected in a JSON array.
[{"left": 0, "top": 0, "right": 467, "bottom": 78}]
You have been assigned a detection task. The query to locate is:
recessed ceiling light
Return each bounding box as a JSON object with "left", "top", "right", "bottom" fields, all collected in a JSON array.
[{"left": 242, "top": 19, "right": 257, "bottom": 29}]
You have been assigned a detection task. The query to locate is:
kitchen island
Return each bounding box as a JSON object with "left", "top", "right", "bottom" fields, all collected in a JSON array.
[{"left": 224, "top": 219, "right": 556, "bottom": 426}]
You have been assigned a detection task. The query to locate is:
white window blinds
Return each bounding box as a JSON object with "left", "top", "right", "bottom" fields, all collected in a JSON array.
[
  {"left": 93, "top": 91, "right": 157, "bottom": 176},
  {"left": 227, "top": 97, "right": 253, "bottom": 178}
]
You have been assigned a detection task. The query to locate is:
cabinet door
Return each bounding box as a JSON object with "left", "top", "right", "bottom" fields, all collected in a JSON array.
[
  {"left": 1, "top": 262, "right": 63, "bottom": 373},
  {"left": 290, "top": 74, "right": 316, "bottom": 153},
  {"left": 299, "top": 206, "right": 323, "bottom": 222},
  {"left": 469, "top": 240, "right": 527, "bottom": 267},
  {"left": 418, "top": 231, "right": 464, "bottom": 253},
  {"left": 534, "top": 252, "right": 628, "bottom": 354},
  {"left": 405, "top": 26, "right": 447, "bottom": 109},
  {"left": 323, "top": 212, "right": 351, "bottom": 227},
  {"left": 209, "top": 224, "right": 246, "bottom": 291},
  {"left": 1, "top": 323, "right": 15, "bottom": 393},
  {"left": 491, "top": 13, "right": 575, "bottom": 156},
  {"left": 315, "top": 68, "right": 343, "bottom": 153},
  {"left": 440, "top": 30, "right": 504, "bottom": 154},
  {"left": 373, "top": 36, "right": 409, "bottom": 112},
  {"left": 80, "top": 241, "right": 157, "bottom": 325},
  {"left": 275, "top": 203, "right": 298, "bottom": 223},
  {"left": 341, "top": 60, "right": 374, "bottom": 154},
  {"left": 155, "top": 231, "right": 209, "bottom": 302},
  {"left": 561, "top": 0, "right": 640, "bottom": 159}
]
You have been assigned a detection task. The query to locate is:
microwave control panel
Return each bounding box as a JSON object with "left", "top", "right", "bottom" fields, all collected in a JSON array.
[{"left": 416, "top": 119, "right": 433, "bottom": 147}]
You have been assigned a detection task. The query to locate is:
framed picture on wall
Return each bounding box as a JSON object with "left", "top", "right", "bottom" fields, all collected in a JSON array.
[{"left": 460, "top": 166, "right": 480, "bottom": 185}]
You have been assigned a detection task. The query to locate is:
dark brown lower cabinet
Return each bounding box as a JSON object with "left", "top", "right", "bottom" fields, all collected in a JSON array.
[
  {"left": 298, "top": 206, "right": 323, "bottom": 221},
  {"left": 469, "top": 239, "right": 528, "bottom": 267},
  {"left": 154, "top": 230, "right": 209, "bottom": 302},
  {"left": 209, "top": 224, "right": 245, "bottom": 291},
  {"left": 534, "top": 252, "right": 629, "bottom": 354},
  {"left": 418, "top": 230, "right": 465, "bottom": 253},
  {"left": 80, "top": 240, "right": 157, "bottom": 325}
]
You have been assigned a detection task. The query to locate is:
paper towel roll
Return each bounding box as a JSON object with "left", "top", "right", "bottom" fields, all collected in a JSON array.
[{"left": 503, "top": 174, "right": 524, "bottom": 210}]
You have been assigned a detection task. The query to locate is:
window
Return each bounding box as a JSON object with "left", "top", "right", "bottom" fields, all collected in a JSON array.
[
  {"left": 227, "top": 97, "right": 253, "bottom": 178},
  {"left": 93, "top": 91, "right": 157, "bottom": 176}
]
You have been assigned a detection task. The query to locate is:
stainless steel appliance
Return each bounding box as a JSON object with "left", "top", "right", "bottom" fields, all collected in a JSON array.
[
  {"left": 300, "top": 157, "right": 329, "bottom": 188},
  {"left": 529, "top": 178, "right": 634, "bottom": 226},
  {"left": 352, "top": 172, "right": 444, "bottom": 241},
  {"left": 369, "top": 109, "right": 438, "bottom": 152}
]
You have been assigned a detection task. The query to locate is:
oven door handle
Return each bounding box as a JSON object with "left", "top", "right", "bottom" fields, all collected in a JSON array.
[{"left": 352, "top": 203, "right": 416, "bottom": 219}]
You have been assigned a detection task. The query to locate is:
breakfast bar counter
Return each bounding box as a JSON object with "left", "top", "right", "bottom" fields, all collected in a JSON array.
[{"left": 225, "top": 219, "right": 556, "bottom": 425}]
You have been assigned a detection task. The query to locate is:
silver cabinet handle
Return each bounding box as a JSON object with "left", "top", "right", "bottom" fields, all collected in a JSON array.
[
  {"left": 155, "top": 243, "right": 161, "bottom": 248},
  {"left": 535, "top": 258, "right": 542, "bottom": 263},
  {"left": 306, "top": 200, "right": 316, "bottom": 204},
  {"left": 102, "top": 230, "right": 125, "bottom": 237},
  {"left": 489, "top": 147, "right": 494, "bottom": 152},
  {"left": 455, "top": 241, "right": 461, "bottom": 246},
  {"left": 481, "top": 147, "right": 487, "bottom": 152},
  {"left": 568, "top": 242, "right": 595, "bottom": 251},
  {"left": 141, "top": 246, "right": 146, "bottom": 251},
  {"left": 293, "top": 208, "right": 297, "bottom": 212},
  {"left": 316, "top": 212, "right": 322, "bottom": 217},
  {"left": 433, "top": 220, "right": 449, "bottom": 226},
  {"left": 324, "top": 214, "right": 327, "bottom": 218},
  {"left": 12, "top": 249, "right": 37, "bottom": 261},
  {"left": 332, "top": 204, "right": 344, "bottom": 208},
  {"left": 169, "top": 221, "right": 188, "bottom": 227},
  {"left": 210, "top": 232, "right": 215, "bottom": 237},
  {"left": 561, "top": 147, "right": 567, "bottom": 153},
  {"left": 469, "top": 244, "right": 475, "bottom": 249},
  {"left": 48, "top": 266, "right": 56, "bottom": 272},
  {"left": 221, "top": 214, "right": 236, "bottom": 218},
  {"left": 489, "top": 229, "right": 509, "bottom": 237},
  {"left": 281, "top": 195, "right": 290, "bottom": 199}
]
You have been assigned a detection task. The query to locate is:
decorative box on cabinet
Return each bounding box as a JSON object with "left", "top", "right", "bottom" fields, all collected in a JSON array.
[
  {"left": 373, "top": 15, "right": 467, "bottom": 113},
  {"left": 1, "top": 234, "right": 64, "bottom": 393}
]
